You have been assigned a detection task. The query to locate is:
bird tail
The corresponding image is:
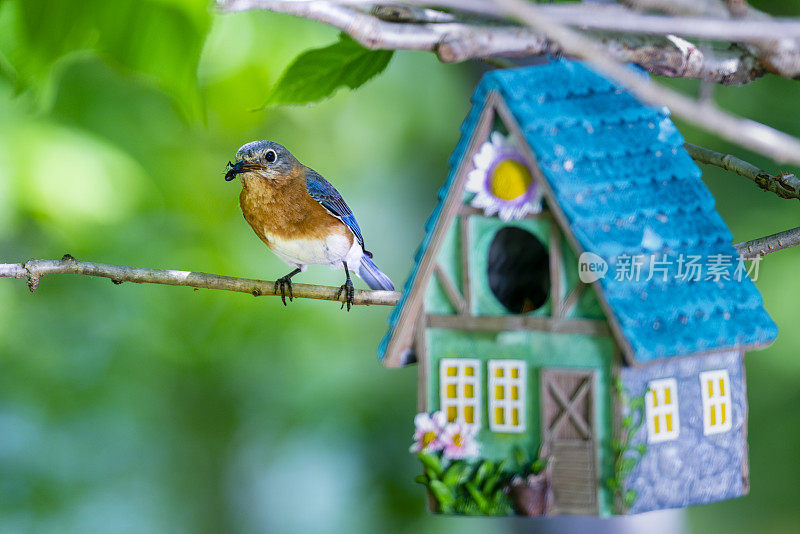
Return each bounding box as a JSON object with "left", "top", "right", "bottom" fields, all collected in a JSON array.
[{"left": 358, "top": 255, "right": 395, "bottom": 291}]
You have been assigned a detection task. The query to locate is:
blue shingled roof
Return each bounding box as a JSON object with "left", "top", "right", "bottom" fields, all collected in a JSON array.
[{"left": 380, "top": 60, "right": 777, "bottom": 365}]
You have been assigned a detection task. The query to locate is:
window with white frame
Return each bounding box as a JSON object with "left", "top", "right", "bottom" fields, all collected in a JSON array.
[
  {"left": 440, "top": 359, "right": 481, "bottom": 428},
  {"left": 700, "top": 370, "right": 732, "bottom": 435},
  {"left": 644, "top": 378, "right": 680, "bottom": 443},
  {"left": 488, "top": 360, "right": 526, "bottom": 432}
]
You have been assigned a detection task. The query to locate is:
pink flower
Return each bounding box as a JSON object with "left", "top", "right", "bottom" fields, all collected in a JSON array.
[
  {"left": 410, "top": 411, "right": 446, "bottom": 453},
  {"left": 441, "top": 422, "right": 479, "bottom": 459}
]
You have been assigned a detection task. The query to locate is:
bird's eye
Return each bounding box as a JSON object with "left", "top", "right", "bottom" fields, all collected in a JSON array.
[{"left": 265, "top": 150, "right": 277, "bottom": 163}]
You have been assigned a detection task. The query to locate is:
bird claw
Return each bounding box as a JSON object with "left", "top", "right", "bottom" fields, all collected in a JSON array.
[
  {"left": 336, "top": 279, "right": 355, "bottom": 311},
  {"left": 274, "top": 276, "right": 294, "bottom": 305}
]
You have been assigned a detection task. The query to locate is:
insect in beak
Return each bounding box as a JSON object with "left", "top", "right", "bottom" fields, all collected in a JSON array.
[{"left": 224, "top": 160, "right": 245, "bottom": 181}]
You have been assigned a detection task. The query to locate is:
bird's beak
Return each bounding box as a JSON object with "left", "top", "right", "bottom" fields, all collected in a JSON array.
[{"left": 224, "top": 160, "right": 264, "bottom": 181}]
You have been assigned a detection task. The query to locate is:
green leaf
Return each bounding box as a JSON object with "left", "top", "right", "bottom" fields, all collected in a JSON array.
[
  {"left": 634, "top": 444, "right": 647, "bottom": 455},
  {"left": 513, "top": 446, "right": 528, "bottom": 469},
  {"left": 424, "top": 467, "right": 438, "bottom": 482},
  {"left": 264, "top": 33, "right": 393, "bottom": 107},
  {"left": 442, "top": 462, "right": 470, "bottom": 487},
  {"left": 454, "top": 498, "right": 480, "bottom": 515},
  {"left": 621, "top": 415, "right": 634, "bottom": 427},
  {"left": 624, "top": 489, "right": 638, "bottom": 507},
  {"left": 619, "top": 457, "right": 637, "bottom": 477},
  {"left": 472, "top": 461, "right": 493, "bottom": 487},
  {"left": 531, "top": 458, "right": 547, "bottom": 475},
  {"left": 607, "top": 478, "right": 620, "bottom": 491},
  {"left": 464, "top": 482, "right": 489, "bottom": 512},
  {"left": 429, "top": 480, "right": 455, "bottom": 507},
  {"left": 491, "top": 485, "right": 508, "bottom": 501},
  {"left": 417, "top": 452, "right": 444, "bottom": 478},
  {"left": 413, "top": 475, "right": 428, "bottom": 485},
  {"left": 483, "top": 474, "right": 501, "bottom": 495},
  {"left": 495, "top": 459, "right": 508, "bottom": 474}
]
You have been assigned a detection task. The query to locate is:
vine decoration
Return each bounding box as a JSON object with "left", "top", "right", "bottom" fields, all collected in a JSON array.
[{"left": 607, "top": 377, "right": 648, "bottom": 512}]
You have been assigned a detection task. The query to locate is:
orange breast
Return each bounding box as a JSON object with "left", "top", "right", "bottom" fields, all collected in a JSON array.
[{"left": 238, "top": 169, "right": 353, "bottom": 249}]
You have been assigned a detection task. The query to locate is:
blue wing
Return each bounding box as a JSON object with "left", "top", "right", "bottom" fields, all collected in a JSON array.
[{"left": 305, "top": 169, "right": 368, "bottom": 254}]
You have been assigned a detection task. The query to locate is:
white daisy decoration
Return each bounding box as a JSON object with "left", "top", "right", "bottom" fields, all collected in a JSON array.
[{"left": 465, "top": 132, "right": 541, "bottom": 221}]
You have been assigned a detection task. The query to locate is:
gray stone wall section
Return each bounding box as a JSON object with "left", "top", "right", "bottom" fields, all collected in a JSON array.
[{"left": 620, "top": 351, "right": 747, "bottom": 514}]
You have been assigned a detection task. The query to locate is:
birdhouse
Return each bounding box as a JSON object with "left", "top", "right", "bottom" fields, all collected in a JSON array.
[{"left": 379, "top": 60, "right": 777, "bottom": 517}]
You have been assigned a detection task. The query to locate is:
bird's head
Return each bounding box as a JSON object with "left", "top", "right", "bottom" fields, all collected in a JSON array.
[{"left": 224, "top": 140, "right": 299, "bottom": 183}]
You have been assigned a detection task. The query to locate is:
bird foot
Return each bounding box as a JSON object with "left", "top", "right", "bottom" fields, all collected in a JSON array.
[
  {"left": 336, "top": 278, "right": 355, "bottom": 311},
  {"left": 274, "top": 276, "right": 294, "bottom": 305}
]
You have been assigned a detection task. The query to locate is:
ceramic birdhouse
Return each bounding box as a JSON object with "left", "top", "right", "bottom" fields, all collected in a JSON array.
[{"left": 379, "top": 60, "right": 777, "bottom": 517}]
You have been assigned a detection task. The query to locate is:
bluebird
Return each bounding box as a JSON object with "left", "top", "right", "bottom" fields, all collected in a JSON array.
[{"left": 224, "top": 140, "right": 394, "bottom": 310}]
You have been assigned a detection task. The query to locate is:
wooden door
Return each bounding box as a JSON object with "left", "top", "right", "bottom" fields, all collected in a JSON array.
[{"left": 540, "top": 369, "right": 599, "bottom": 515}]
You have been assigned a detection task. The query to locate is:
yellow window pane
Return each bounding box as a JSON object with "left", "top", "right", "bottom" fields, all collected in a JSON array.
[
  {"left": 465, "top": 366, "right": 475, "bottom": 377},
  {"left": 651, "top": 391, "right": 658, "bottom": 408},
  {"left": 494, "top": 385, "right": 504, "bottom": 400},
  {"left": 664, "top": 388, "right": 671, "bottom": 405},
  {"left": 494, "top": 407, "right": 505, "bottom": 425},
  {"left": 707, "top": 380, "right": 713, "bottom": 398},
  {"left": 720, "top": 402, "right": 726, "bottom": 424},
  {"left": 495, "top": 367, "right": 504, "bottom": 378},
  {"left": 447, "top": 406, "right": 457, "bottom": 422},
  {"left": 511, "top": 367, "right": 520, "bottom": 379},
  {"left": 511, "top": 408, "right": 520, "bottom": 426},
  {"left": 709, "top": 405, "right": 716, "bottom": 426},
  {"left": 446, "top": 384, "right": 457, "bottom": 399},
  {"left": 719, "top": 378, "right": 725, "bottom": 397},
  {"left": 511, "top": 386, "right": 519, "bottom": 400},
  {"left": 654, "top": 415, "right": 660, "bottom": 434},
  {"left": 445, "top": 366, "right": 457, "bottom": 377},
  {"left": 464, "top": 383, "right": 474, "bottom": 399},
  {"left": 464, "top": 405, "right": 475, "bottom": 424},
  {"left": 666, "top": 413, "right": 673, "bottom": 432}
]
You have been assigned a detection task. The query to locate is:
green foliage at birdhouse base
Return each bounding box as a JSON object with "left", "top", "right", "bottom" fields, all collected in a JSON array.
[{"left": 414, "top": 453, "right": 514, "bottom": 516}]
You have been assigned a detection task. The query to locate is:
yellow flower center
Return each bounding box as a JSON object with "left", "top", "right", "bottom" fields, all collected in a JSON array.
[
  {"left": 422, "top": 431, "right": 436, "bottom": 448},
  {"left": 490, "top": 159, "right": 533, "bottom": 201},
  {"left": 453, "top": 433, "right": 464, "bottom": 448}
]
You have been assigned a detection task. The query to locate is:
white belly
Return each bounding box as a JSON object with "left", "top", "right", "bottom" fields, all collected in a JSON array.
[{"left": 265, "top": 231, "right": 358, "bottom": 269}]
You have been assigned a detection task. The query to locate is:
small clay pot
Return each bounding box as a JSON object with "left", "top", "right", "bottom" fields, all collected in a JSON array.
[{"left": 509, "top": 472, "right": 549, "bottom": 516}]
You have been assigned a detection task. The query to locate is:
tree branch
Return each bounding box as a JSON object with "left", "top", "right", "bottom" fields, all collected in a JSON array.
[
  {"left": 256, "top": 1, "right": 800, "bottom": 43},
  {"left": 493, "top": 0, "right": 800, "bottom": 166},
  {"left": 685, "top": 142, "right": 800, "bottom": 200},
  {"left": 0, "top": 256, "right": 401, "bottom": 306},
  {"left": 735, "top": 226, "right": 800, "bottom": 259},
  {"left": 1, "top": 242, "right": 795, "bottom": 303},
  {"left": 217, "top": 1, "right": 777, "bottom": 83}
]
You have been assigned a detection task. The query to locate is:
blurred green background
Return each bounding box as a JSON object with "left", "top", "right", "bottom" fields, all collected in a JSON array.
[{"left": 0, "top": 1, "right": 797, "bottom": 533}]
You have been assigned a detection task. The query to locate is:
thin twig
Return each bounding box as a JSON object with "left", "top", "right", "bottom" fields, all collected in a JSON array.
[
  {"left": 620, "top": 0, "right": 732, "bottom": 18},
  {"left": 685, "top": 142, "right": 800, "bottom": 200},
  {"left": 724, "top": 0, "right": 750, "bottom": 19},
  {"left": 0, "top": 256, "right": 401, "bottom": 306},
  {"left": 494, "top": 0, "right": 800, "bottom": 166},
  {"left": 735, "top": 226, "right": 800, "bottom": 259}
]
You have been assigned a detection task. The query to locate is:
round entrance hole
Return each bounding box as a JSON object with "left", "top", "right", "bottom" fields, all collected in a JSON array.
[{"left": 487, "top": 227, "right": 550, "bottom": 314}]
